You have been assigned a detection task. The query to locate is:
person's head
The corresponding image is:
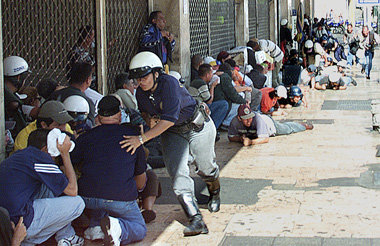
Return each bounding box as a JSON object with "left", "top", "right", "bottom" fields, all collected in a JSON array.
[
  {"left": 198, "top": 64, "right": 213, "bottom": 83},
  {"left": 115, "top": 72, "right": 135, "bottom": 93},
  {"left": 237, "top": 104, "right": 255, "bottom": 127},
  {"left": 289, "top": 86, "right": 302, "bottom": 103},
  {"left": 275, "top": 85, "right": 287, "bottom": 99},
  {"left": 63, "top": 95, "right": 89, "bottom": 132},
  {"left": 247, "top": 40, "right": 260, "bottom": 51},
  {"left": 307, "top": 64, "right": 317, "bottom": 75},
  {"left": 329, "top": 72, "right": 342, "bottom": 86},
  {"left": 77, "top": 25, "right": 95, "bottom": 47},
  {"left": 362, "top": 25, "right": 369, "bottom": 37},
  {"left": 97, "top": 95, "right": 121, "bottom": 124},
  {"left": 289, "top": 49, "right": 298, "bottom": 59},
  {"left": 37, "top": 101, "right": 73, "bottom": 131},
  {"left": 326, "top": 56, "right": 333, "bottom": 66},
  {"left": 217, "top": 51, "right": 231, "bottom": 64},
  {"left": 129, "top": 51, "right": 163, "bottom": 91},
  {"left": 20, "top": 86, "right": 40, "bottom": 107},
  {"left": 3, "top": 56, "right": 30, "bottom": 92},
  {"left": 337, "top": 61, "right": 346, "bottom": 72},
  {"left": 149, "top": 11, "right": 166, "bottom": 30},
  {"left": 36, "top": 78, "right": 59, "bottom": 100},
  {"left": 347, "top": 23, "right": 353, "bottom": 33},
  {"left": 204, "top": 56, "right": 219, "bottom": 71},
  {"left": 68, "top": 62, "right": 93, "bottom": 89},
  {"left": 321, "top": 35, "right": 328, "bottom": 47},
  {"left": 218, "top": 63, "right": 233, "bottom": 78},
  {"left": 281, "top": 19, "right": 288, "bottom": 27},
  {"left": 253, "top": 64, "right": 265, "bottom": 74},
  {"left": 0, "top": 207, "right": 13, "bottom": 246},
  {"left": 317, "top": 24, "right": 323, "bottom": 30},
  {"left": 27, "top": 128, "right": 51, "bottom": 150},
  {"left": 304, "top": 40, "right": 314, "bottom": 53},
  {"left": 224, "top": 59, "right": 237, "bottom": 68},
  {"left": 191, "top": 54, "right": 204, "bottom": 70}
]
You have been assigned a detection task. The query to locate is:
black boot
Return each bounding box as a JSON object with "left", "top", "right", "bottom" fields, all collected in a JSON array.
[
  {"left": 178, "top": 193, "right": 209, "bottom": 236},
  {"left": 206, "top": 178, "right": 221, "bottom": 212}
]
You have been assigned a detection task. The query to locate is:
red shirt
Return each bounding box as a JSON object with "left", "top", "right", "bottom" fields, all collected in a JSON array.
[{"left": 260, "top": 87, "right": 277, "bottom": 113}]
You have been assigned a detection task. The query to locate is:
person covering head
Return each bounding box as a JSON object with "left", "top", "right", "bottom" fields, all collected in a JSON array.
[
  {"left": 97, "top": 95, "right": 121, "bottom": 117},
  {"left": 238, "top": 104, "right": 255, "bottom": 120},
  {"left": 38, "top": 101, "right": 73, "bottom": 124},
  {"left": 329, "top": 72, "right": 342, "bottom": 83},
  {"left": 275, "top": 85, "right": 288, "bottom": 99}
]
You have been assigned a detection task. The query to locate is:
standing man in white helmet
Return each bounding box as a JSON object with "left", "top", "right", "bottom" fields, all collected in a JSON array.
[
  {"left": 120, "top": 51, "right": 221, "bottom": 237},
  {"left": 280, "top": 19, "right": 292, "bottom": 61},
  {"left": 301, "top": 40, "right": 315, "bottom": 68},
  {"left": 3, "top": 56, "right": 30, "bottom": 136}
]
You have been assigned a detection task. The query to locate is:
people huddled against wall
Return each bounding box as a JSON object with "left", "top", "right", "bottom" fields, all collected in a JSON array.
[{"left": 0, "top": 10, "right": 374, "bottom": 245}]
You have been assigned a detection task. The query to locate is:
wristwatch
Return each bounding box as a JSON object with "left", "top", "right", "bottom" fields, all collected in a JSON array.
[{"left": 138, "top": 135, "right": 144, "bottom": 145}]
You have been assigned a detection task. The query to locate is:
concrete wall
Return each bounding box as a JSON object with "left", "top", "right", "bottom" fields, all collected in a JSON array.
[
  {"left": 149, "top": 0, "right": 191, "bottom": 82},
  {"left": 270, "top": 0, "right": 278, "bottom": 43},
  {"left": 235, "top": 0, "right": 249, "bottom": 46}
]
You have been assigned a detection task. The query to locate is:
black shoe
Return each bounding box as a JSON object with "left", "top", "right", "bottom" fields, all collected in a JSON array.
[
  {"left": 206, "top": 179, "right": 221, "bottom": 213},
  {"left": 142, "top": 210, "right": 156, "bottom": 223},
  {"left": 183, "top": 215, "right": 209, "bottom": 236},
  {"left": 351, "top": 79, "right": 357, "bottom": 86},
  {"left": 178, "top": 193, "right": 209, "bottom": 236},
  {"left": 215, "top": 132, "right": 220, "bottom": 142},
  {"left": 367, "top": 76, "right": 371, "bottom": 80},
  {"left": 361, "top": 68, "right": 365, "bottom": 74}
]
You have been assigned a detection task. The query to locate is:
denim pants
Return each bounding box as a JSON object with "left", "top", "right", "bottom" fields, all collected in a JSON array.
[
  {"left": 341, "top": 76, "right": 353, "bottom": 86},
  {"left": 22, "top": 196, "right": 85, "bottom": 246},
  {"left": 273, "top": 120, "right": 306, "bottom": 136},
  {"left": 347, "top": 51, "right": 354, "bottom": 66},
  {"left": 82, "top": 197, "right": 146, "bottom": 245},
  {"left": 161, "top": 119, "right": 219, "bottom": 196},
  {"left": 209, "top": 100, "right": 229, "bottom": 129},
  {"left": 222, "top": 103, "right": 239, "bottom": 126},
  {"left": 361, "top": 50, "right": 374, "bottom": 77}
]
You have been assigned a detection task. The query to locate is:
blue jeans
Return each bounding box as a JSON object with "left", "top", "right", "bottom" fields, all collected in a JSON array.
[
  {"left": 82, "top": 197, "right": 146, "bottom": 245},
  {"left": 222, "top": 103, "right": 239, "bottom": 126},
  {"left": 362, "top": 50, "right": 374, "bottom": 77},
  {"left": 23, "top": 196, "right": 85, "bottom": 246},
  {"left": 273, "top": 121, "right": 306, "bottom": 135},
  {"left": 209, "top": 100, "right": 228, "bottom": 129},
  {"left": 161, "top": 119, "right": 219, "bottom": 196},
  {"left": 347, "top": 51, "right": 354, "bottom": 66}
]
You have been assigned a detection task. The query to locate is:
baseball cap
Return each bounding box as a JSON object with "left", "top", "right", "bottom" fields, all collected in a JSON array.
[
  {"left": 238, "top": 104, "right": 255, "bottom": 120},
  {"left": 38, "top": 101, "right": 73, "bottom": 124},
  {"left": 98, "top": 95, "right": 121, "bottom": 117},
  {"left": 204, "top": 56, "right": 218, "bottom": 66},
  {"left": 275, "top": 85, "right": 288, "bottom": 99},
  {"left": 329, "top": 72, "right": 342, "bottom": 83}
]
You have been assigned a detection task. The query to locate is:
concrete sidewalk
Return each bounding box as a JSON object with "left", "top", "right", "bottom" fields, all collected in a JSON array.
[{"left": 73, "top": 53, "right": 380, "bottom": 246}]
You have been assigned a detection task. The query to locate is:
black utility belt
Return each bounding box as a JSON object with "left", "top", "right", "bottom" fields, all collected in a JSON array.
[{"left": 169, "top": 103, "right": 209, "bottom": 134}]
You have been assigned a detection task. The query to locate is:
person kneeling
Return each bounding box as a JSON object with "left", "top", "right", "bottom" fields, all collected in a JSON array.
[
  {"left": 228, "top": 104, "right": 313, "bottom": 146},
  {"left": 70, "top": 96, "right": 147, "bottom": 245}
]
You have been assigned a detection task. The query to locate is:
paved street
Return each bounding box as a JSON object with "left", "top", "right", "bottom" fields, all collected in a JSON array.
[{"left": 133, "top": 54, "right": 380, "bottom": 245}]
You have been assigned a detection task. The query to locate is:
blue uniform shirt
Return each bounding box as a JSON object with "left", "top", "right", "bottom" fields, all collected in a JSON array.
[
  {"left": 0, "top": 147, "right": 68, "bottom": 228},
  {"left": 71, "top": 124, "right": 147, "bottom": 202},
  {"left": 136, "top": 74, "right": 196, "bottom": 125}
]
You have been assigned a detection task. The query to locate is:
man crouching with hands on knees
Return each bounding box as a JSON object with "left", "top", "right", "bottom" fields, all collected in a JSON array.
[{"left": 120, "top": 51, "right": 221, "bottom": 237}]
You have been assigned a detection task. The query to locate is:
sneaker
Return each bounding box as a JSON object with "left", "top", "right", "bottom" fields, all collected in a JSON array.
[
  {"left": 219, "top": 124, "right": 228, "bottom": 132},
  {"left": 142, "top": 209, "right": 156, "bottom": 223},
  {"left": 361, "top": 68, "right": 365, "bottom": 74},
  {"left": 101, "top": 216, "right": 122, "bottom": 246},
  {"left": 367, "top": 76, "right": 371, "bottom": 80},
  {"left": 57, "top": 235, "right": 84, "bottom": 246},
  {"left": 351, "top": 79, "right": 357, "bottom": 86},
  {"left": 84, "top": 226, "right": 104, "bottom": 240}
]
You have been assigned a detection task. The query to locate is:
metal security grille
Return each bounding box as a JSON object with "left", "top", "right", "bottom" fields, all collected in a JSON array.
[
  {"left": 2, "top": 0, "right": 95, "bottom": 86},
  {"left": 106, "top": 0, "right": 148, "bottom": 93},
  {"left": 257, "top": 0, "right": 270, "bottom": 39},
  {"left": 322, "top": 100, "right": 371, "bottom": 111},
  {"left": 209, "top": 0, "right": 236, "bottom": 57},
  {"left": 189, "top": 0, "right": 209, "bottom": 57},
  {"left": 248, "top": 0, "right": 257, "bottom": 39}
]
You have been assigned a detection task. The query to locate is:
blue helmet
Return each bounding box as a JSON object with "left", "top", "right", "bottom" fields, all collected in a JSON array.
[{"left": 289, "top": 86, "right": 303, "bottom": 97}]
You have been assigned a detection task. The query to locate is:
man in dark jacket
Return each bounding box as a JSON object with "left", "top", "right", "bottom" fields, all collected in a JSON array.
[{"left": 139, "top": 11, "right": 175, "bottom": 65}]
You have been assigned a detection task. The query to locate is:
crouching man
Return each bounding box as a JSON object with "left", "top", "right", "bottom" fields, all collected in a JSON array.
[
  {"left": 0, "top": 128, "right": 85, "bottom": 245},
  {"left": 228, "top": 104, "right": 313, "bottom": 146},
  {"left": 70, "top": 95, "right": 147, "bottom": 245}
]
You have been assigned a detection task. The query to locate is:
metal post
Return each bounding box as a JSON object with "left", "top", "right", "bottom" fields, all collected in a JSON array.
[
  {"left": 207, "top": 0, "right": 212, "bottom": 55},
  {"left": 95, "top": 0, "right": 108, "bottom": 95},
  {"left": 0, "top": 0, "right": 5, "bottom": 161}
]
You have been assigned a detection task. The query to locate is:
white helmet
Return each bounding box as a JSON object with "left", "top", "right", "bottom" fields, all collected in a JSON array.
[
  {"left": 329, "top": 72, "right": 342, "bottom": 83},
  {"left": 129, "top": 51, "right": 163, "bottom": 79},
  {"left": 281, "top": 19, "right": 288, "bottom": 26},
  {"left": 63, "top": 95, "right": 90, "bottom": 114},
  {"left": 4, "top": 56, "right": 29, "bottom": 77},
  {"left": 305, "top": 40, "right": 314, "bottom": 49},
  {"left": 168, "top": 71, "right": 185, "bottom": 84},
  {"left": 275, "top": 85, "right": 287, "bottom": 99}
]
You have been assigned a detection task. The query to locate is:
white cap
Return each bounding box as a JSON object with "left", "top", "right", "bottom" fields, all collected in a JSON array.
[
  {"left": 305, "top": 40, "right": 313, "bottom": 49},
  {"left": 169, "top": 71, "right": 182, "bottom": 81},
  {"left": 281, "top": 19, "right": 288, "bottom": 26},
  {"left": 329, "top": 72, "right": 342, "bottom": 83},
  {"left": 204, "top": 56, "right": 217, "bottom": 66},
  {"left": 275, "top": 85, "right": 287, "bottom": 99}
]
